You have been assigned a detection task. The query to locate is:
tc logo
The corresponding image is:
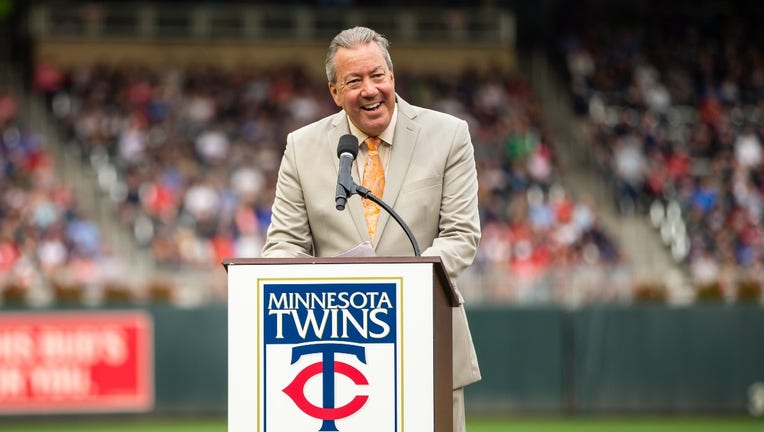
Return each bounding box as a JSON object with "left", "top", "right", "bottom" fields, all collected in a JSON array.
[{"left": 283, "top": 343, "right": 369, "bottom": 431}]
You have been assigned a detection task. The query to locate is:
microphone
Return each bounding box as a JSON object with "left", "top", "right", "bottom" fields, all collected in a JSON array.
[{"left": 335, "top": 134, "right": 359, "bottom": 211}]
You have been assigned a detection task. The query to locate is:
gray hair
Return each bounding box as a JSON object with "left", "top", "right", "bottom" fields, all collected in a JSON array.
[{"left": 325, "top": 26, "right": 394, "bottom": 83}]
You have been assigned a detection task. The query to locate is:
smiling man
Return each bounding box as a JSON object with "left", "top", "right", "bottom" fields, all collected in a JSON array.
[
  {"left": 261, "top": 26, "right": 482, "bottom": 431},
  {"left": 328, "top": 37, "right": 396, "bottom": 138}
]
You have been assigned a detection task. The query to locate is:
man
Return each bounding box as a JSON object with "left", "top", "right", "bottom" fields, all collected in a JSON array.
[{"left": 262, "top": 26, "right": 481, "bottom": 431}]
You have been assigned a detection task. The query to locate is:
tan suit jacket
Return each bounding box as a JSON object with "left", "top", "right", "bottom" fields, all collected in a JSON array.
[{"left": 262, "top": 96, "right": 481, "bottom": 388}]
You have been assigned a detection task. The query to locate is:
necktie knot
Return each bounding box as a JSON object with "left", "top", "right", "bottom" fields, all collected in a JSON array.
[{"left": 365, "top": 136, "right": 381, "bottom": 152}]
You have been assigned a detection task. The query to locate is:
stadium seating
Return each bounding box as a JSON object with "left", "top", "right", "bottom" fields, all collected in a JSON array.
[
  {"left": 0, "top": 92, "right": 125, "bottom": 306},
  {"left": 562, "top": 21, "right": 764, "bottom": 300},
  {"left": 37, "top": 62, "right": 625, "bottom": 305}
]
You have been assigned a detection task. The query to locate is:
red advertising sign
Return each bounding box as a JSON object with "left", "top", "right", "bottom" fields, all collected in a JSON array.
[{"left": 0, "top": 311, "right": 153, "bottom": 414}]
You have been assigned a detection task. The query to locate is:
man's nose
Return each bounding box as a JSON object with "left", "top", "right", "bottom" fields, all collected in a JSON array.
[{"left": 359, "top": 77, "right": 379, "bottom": 96}]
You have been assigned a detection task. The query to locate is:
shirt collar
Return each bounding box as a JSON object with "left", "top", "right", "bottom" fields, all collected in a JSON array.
[{"left": 348, "top": 103, "right": 397, "bottom": 147}]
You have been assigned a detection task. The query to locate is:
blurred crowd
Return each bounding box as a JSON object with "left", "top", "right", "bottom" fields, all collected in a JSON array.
[
  {"left": 2, "top": 57, "right": 628, "bottom": 306},
  {"left": 563, "top": 18, "right": 764, "bottom": 298},
  {"left": 0, "top": 92, "right": 124, "bottom": 306}
]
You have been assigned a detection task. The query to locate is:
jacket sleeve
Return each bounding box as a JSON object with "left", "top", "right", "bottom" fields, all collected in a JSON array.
[
  {"left": 420, "top": 119, "right": 481, "bottom": 293},
  {"left": 260, "top": 133, "right": 314, "bottom": 257}
]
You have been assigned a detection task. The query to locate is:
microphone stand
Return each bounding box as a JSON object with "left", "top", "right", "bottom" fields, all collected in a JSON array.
[{"left": 336, "top": 180, "right": 421, "bottom": 257}]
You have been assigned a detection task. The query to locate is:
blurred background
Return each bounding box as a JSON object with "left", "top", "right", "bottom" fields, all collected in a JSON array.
[{"left": 1, "top": 0, "right": 763, "bottom": 428}]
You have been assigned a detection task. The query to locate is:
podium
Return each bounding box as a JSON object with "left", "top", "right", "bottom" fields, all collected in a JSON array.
[{"left": 224, "top": 256, "right": 457, "bottom": 432}]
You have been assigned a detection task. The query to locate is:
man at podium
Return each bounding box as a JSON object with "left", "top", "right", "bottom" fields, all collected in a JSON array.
[{"left": 261, "top": 26, "right": 482, "bottom": 431}]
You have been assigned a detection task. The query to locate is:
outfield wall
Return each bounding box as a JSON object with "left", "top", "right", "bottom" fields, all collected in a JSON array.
[
  {"left": 468, "top": 305, "right": 764, "bottom": 415},
  {"left": 1, "top": 305, "right": 763, "bottom": 416}
]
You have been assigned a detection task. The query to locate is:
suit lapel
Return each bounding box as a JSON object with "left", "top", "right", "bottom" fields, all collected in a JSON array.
[
  {"left": 375, "top": 97, "right": 420, "bottom": 247},
  {"left": 329, "top": 111, "right": 368, "bottom": 243}
]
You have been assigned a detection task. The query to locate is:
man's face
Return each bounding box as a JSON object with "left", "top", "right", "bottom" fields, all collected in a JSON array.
[{"left": 329, "top": 42, "right": 396, "bottom": 137}]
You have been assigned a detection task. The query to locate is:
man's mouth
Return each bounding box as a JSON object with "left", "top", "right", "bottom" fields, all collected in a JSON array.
[{"left": 362, "top": 102, "right": 381, "bottom": 111}]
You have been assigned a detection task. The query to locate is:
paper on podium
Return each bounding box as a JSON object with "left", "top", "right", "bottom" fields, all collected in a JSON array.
[{"left": 296, "top": 241, "right": 376, "bottom": 258}]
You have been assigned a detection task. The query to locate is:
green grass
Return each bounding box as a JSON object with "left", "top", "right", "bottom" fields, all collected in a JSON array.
[
  {"left": 0, "top": 417, "right": 762, "bottom": 432},
  {"left": 0, "top": 418, "right": 224, "bottom": 432},
  {"left": 469, "top": 417, "right": 764, "bottom": 432}
]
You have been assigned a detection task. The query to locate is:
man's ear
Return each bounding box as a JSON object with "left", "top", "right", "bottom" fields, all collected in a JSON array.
[{"left": 328, "top": 82, "right": 342, "bottom": 107}]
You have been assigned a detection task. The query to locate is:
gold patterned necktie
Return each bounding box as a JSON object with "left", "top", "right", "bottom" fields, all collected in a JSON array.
[{"left": 362, "top": 136, "right": 385, "bottom": 243}]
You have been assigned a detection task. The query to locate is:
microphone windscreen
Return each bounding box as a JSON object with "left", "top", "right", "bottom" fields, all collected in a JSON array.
[{"left": 337, "top": 134, "right": 359, "bottom": 158}]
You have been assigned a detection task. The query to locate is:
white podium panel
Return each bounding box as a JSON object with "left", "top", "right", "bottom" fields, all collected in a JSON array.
[{"left": 227, "top": 260, "right": 441, "bottom": 432}]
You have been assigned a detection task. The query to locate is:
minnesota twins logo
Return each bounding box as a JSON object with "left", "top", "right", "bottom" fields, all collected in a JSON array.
[
  {"left": 283, "top": 343, "right": 369, "bottom": 431},
  {"left": 263, "top": 282, "right": 399, "bottom": 431}
]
